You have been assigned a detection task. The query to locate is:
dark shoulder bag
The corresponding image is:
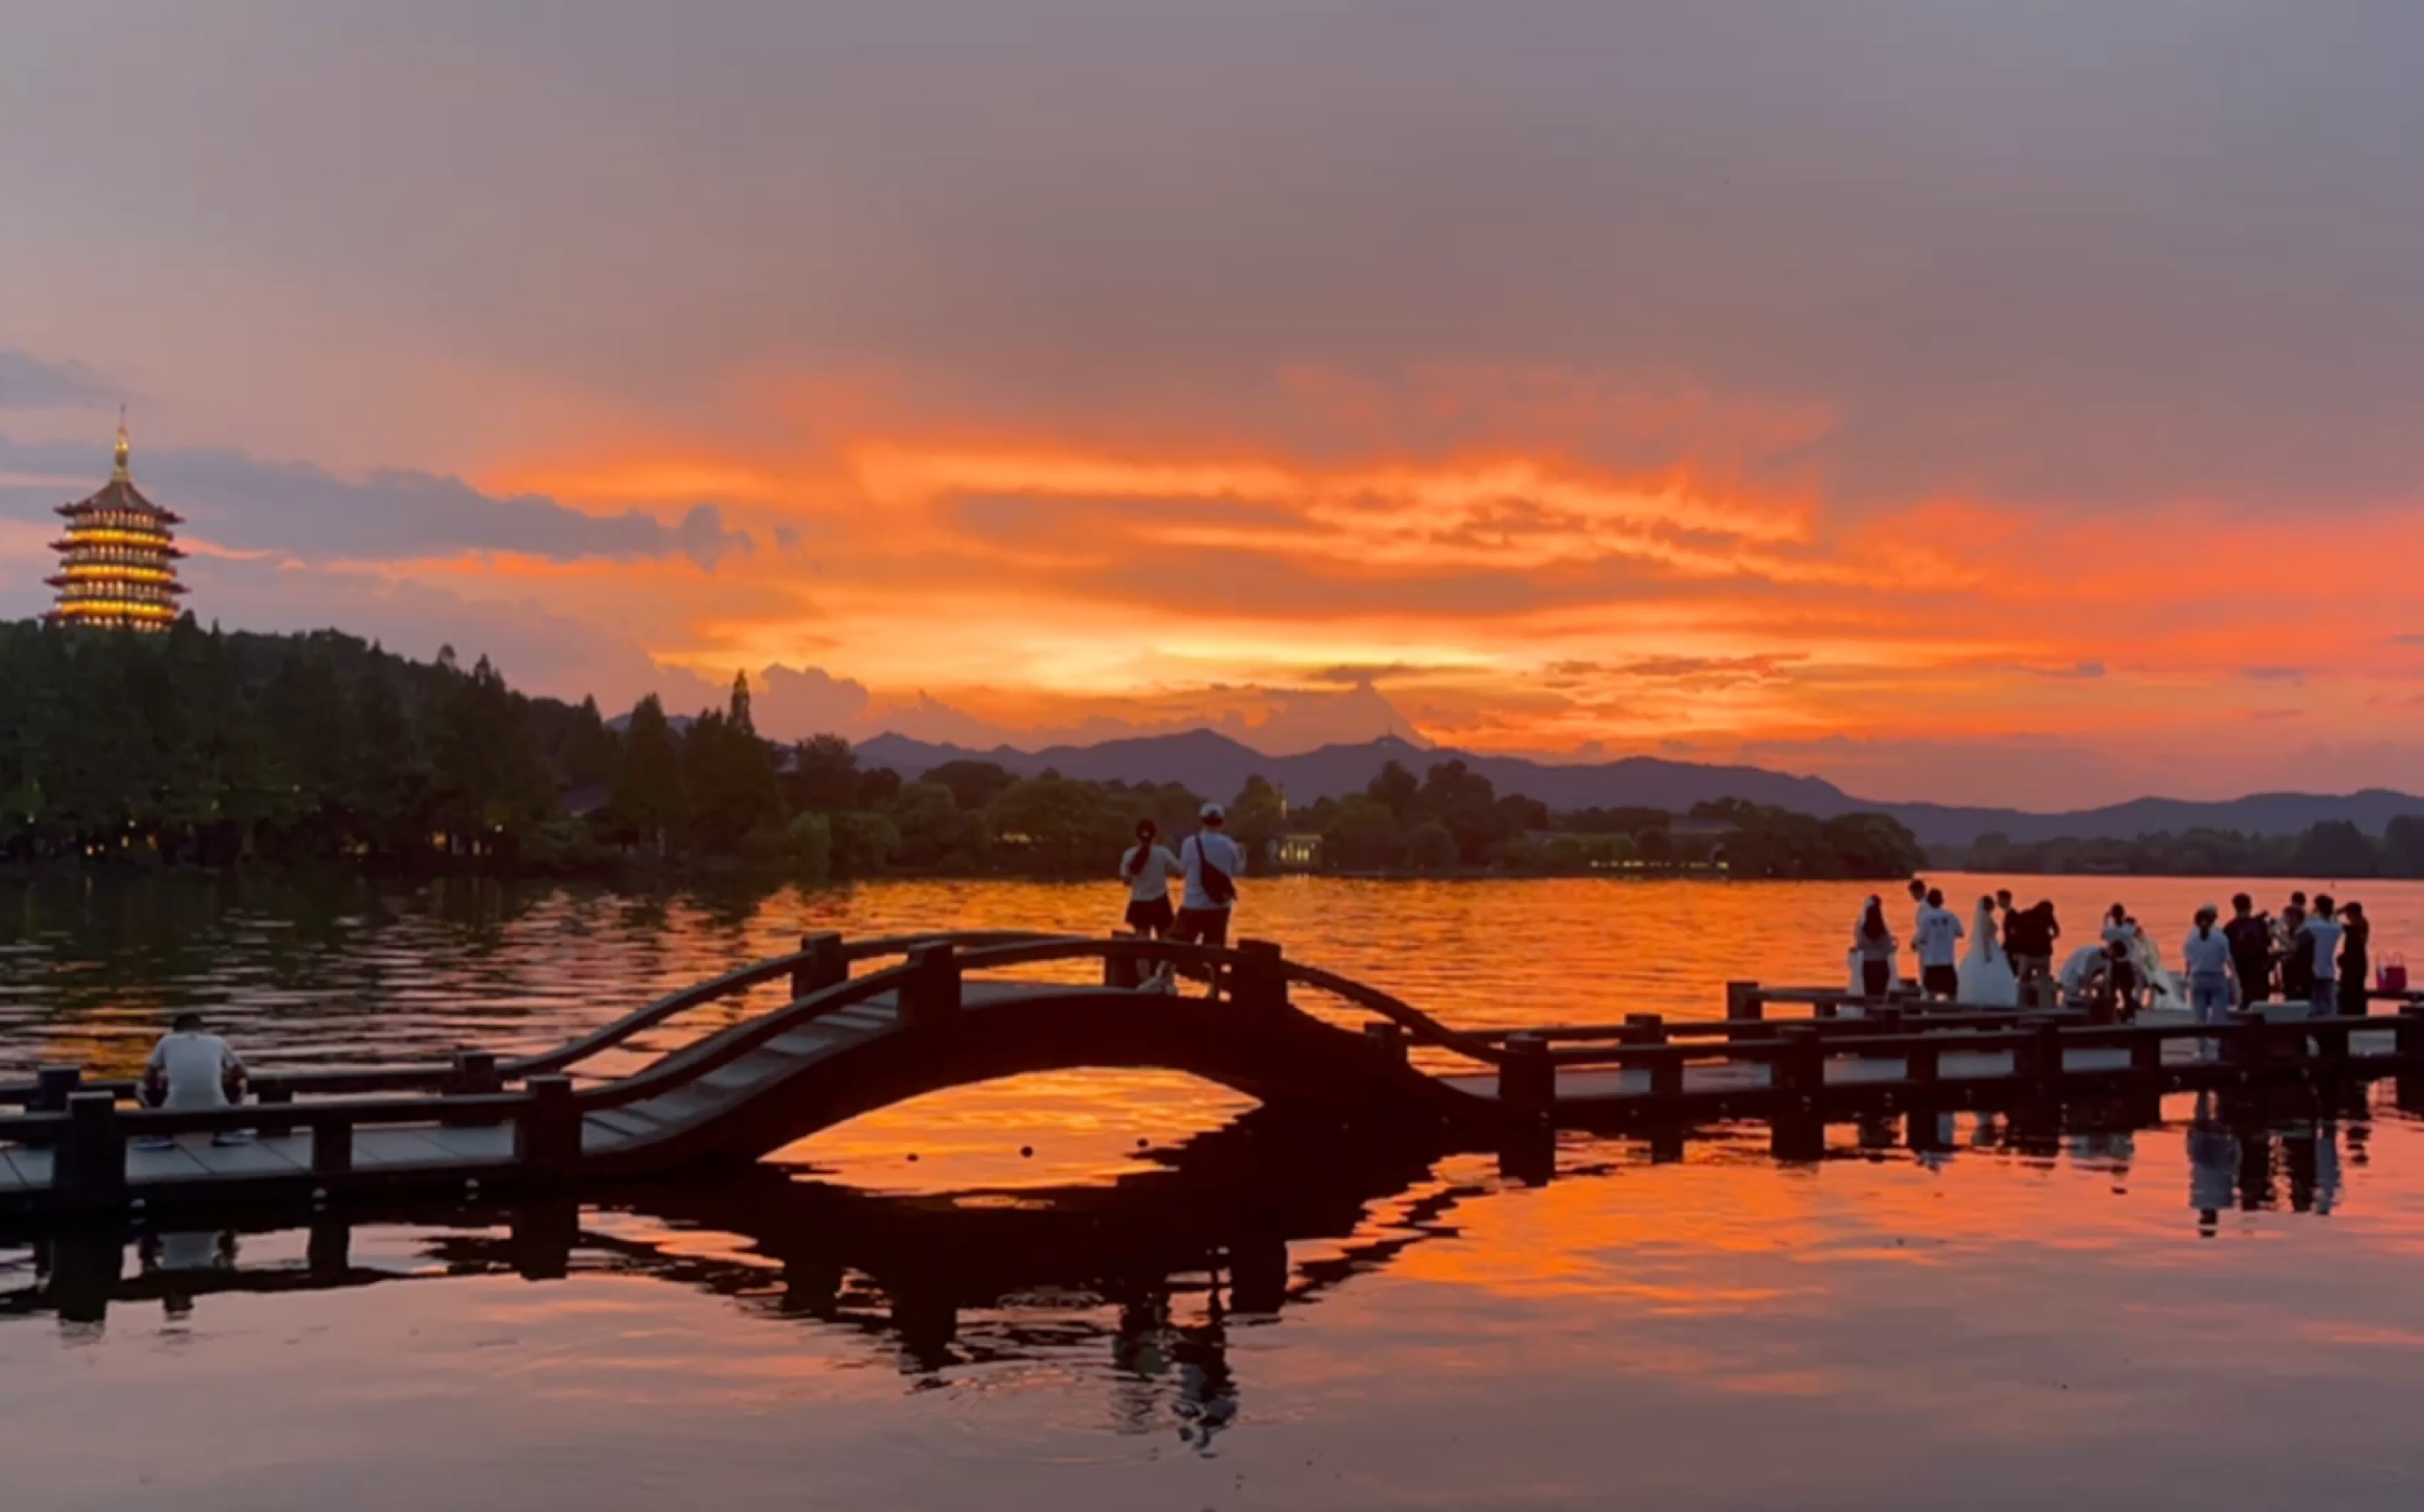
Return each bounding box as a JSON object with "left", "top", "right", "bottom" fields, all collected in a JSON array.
[{"left": 1193, "top": 836, "right": 1237, "bottom": 906}]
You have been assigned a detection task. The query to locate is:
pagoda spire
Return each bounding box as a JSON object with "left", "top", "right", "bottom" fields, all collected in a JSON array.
[{"left": 112, "top": 405, "right": 130, "bottom": 481}]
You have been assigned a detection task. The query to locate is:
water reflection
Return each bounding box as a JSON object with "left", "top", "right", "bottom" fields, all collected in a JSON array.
[{"left": 1, "top": 1115, "right": 1458, "bottom": 1414}]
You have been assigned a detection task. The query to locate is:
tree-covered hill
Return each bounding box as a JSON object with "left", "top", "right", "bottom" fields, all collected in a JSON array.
[{"left": 0, "top": 620, "right": 1928, "bottom": 880}]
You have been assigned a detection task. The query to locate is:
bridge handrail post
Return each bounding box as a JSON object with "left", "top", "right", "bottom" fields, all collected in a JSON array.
[
  {"left": 1497, "top": 1032, "right": 1554, "bottom": 1115},
  {"left": 901, "top": 942, "right": 963, "bottom": 1026},
  {"left": 792, "top": 933, "right": 848, "bottom": 1001},
  {"left": 518, "top": 1074, "right": 580, "bottom": 1174},
  {"left": 1362, "top": 1020, "right": 1407, "bottom": 1064},
  {"left": 1233, "top": 940, "right": 1286, "bottom": 1012},
  {"left": 2397, "top": 1004, "right": 2424, "bottom": 1063},
  {"left": 1776, "top": 1025, "right": 1824, "bottom": 1102},
  {"left": 1103, "top": 931, "right": 1143, "bottom": 990},
  {"left": 449, "top": 1048, "right": 501, "bottom": 1096},
  {"left": 1725, "top": 982, "right": 1762, "bottom": 1023},
  {"left": 59, "top": 1090, "right": 126, "bottom": 1208},
  {"left": 32, "top": 1065, "right": 82, "bottom": 1113},
  {"left": 312, "top": 1117, "right": 354, "bottom": 1179},
  {"left": 257, "top": 1082, "right": 297, "bottom": 1138}
]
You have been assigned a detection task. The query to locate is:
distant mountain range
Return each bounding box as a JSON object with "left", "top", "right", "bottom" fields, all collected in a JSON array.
[{"left": 853, "top": 730, "right": 2424, "bottom": 849}]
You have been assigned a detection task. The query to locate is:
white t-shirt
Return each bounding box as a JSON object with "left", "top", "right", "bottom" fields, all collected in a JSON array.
[
  {"left": 1118, "top": 844, "right": 1183, "bottom": 902},
  {"left": 2182, "top": 928, "right": 2231, "bottom": 976},
  {"left": 2303, "top": 920, "right": 2346, "bottom": 981},
  {"left": 146, "top": 1031, "right": 242, "bottom": 1110},
  {"left": 1180, "top": 830, "right": 1245, "bottom": 911},
  {"left": 1913, "top": 904, "right": 1965, "bottom": 968},
  {"left": 2101, "top": 920, "right": 2134, "bottom": 948}
]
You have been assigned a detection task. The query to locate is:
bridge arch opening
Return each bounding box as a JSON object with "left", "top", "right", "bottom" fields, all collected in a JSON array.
[{"left": 766, "top": 1068, "right": 1259, "bottom": 1192}]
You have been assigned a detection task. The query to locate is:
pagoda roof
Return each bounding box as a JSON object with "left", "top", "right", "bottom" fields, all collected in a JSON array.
[{"left": 58, "top": 476, "right": 182, "bottom": 523}]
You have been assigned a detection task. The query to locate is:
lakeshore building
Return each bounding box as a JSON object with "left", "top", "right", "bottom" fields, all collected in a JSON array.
[{"left": 46, "top": 419, "right": 188, "bottom": 631}]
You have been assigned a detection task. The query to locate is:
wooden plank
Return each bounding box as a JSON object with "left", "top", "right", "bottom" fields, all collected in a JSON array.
[
  {"left": 179, "top": 1138, "right": 306, "bottom": 1178},
  {"left": 349, "top": 1129, "right": 467, "bottom": 1170},
  {"left": 416, "top": 1125, "right": 516, "bottom": 1162},
  {"left": 6, "top": 1145, "right": 55, "bottom": 1187},
  {"left": 123, "top": 1141, "right": 215, "bottom": 1183}
]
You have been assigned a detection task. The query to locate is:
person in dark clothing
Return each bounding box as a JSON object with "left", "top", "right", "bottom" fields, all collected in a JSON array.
[
  {"left": 2223, "top": 893, "right": 2274, "bottom": 1010},
  {"left": 2338, "top": 902, "right": 2371, "bottom": 1017},
  {"left": 2009, "top": 900, "right": 2058, "bottom": 1008},
  {"left": 1855, "top": 897, "right": 1896, "bottom": 998},
  {"left": 2278, "top": 892, "right": 2312, "bottom": 1002},
  {"left": 1997, "top": 890, "right": 2020, "bottom": 956}
]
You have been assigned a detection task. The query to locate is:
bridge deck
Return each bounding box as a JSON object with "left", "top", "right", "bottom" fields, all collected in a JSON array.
[
  {"left": 1438, "top": 1026, "right": 2399, "bottom": 1101},
  {"left": 2, "top": 984, "right": 2396, "bottom": 1200}
]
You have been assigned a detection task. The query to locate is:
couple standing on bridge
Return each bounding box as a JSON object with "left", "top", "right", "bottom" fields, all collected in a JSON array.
[{"left": 1118, "top": 802, "right": 1246, "bottom": 990}]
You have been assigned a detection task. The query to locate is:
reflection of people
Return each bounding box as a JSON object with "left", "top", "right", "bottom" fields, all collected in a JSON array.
[{"left": 2187, "top": 1093, "right": 2234, "bottom": 1236}]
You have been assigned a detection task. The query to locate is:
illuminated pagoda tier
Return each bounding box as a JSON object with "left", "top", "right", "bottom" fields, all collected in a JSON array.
[{"left": 45, "top": 418, "right": 188, "bottom": 632}]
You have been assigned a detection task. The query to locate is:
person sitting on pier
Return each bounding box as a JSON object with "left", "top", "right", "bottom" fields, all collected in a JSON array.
[
  {"left": 140, "top": 1012, "right": 249, "bottom": 1149},
  {"left": 1912, "top": 887, "right": 1965, "bottom": 1002},
  {"left": 2059, "top": 941, "right": 2122, "bottom": 1016}
]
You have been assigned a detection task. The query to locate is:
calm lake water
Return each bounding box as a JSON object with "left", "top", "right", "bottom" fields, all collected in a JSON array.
[{"left": 3, "top": 872, "right": 2421, "bottom": 1510}]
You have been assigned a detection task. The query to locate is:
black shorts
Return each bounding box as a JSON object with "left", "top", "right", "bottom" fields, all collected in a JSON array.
[
  {"left": 1124, "top": 896, "right": 1174, "bottom": 934},
  {"left": 1923, "top": 963, "right": 1959, "bottom": 998},
  {"left": 2112, "top": 960, "right": 2138, "bottom": 993}
]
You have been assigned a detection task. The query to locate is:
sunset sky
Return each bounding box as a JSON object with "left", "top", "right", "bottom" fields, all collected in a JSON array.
[{"left": 5, "top": 4, "right": 2423, "bottom": 808}]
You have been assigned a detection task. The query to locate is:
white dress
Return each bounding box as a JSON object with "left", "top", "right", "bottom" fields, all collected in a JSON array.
[
  {"left": 2130, "top": 929, "right": 2184, "bottom": 1013},
  {"left": 1957, "top": 900, "right": 2020, "bottom": 1006}
]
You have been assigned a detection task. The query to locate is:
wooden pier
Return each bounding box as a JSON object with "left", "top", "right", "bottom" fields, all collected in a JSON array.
[{"left": 3, "top": 931, "right": 2420, "bottom": 1215}]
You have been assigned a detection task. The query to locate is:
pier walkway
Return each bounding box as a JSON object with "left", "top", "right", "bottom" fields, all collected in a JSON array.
[{"left": 2, "top": 930, "right": 2418, "bottom": 1214}]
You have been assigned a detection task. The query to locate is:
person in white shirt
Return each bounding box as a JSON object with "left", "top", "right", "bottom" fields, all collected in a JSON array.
[
  {"left": 1173, "top": 802, "right": 1246, "bottom": 950},
  {"left": 1911, "top": 886, "right": 1965, "bottom": 1001},
  {"left": 2182, "top": 904, "right": 2234, "bottom": 1032},
  {"left": 2299, "top": 895, "right": 2347, "bottom": 1019},
  {"left": 141, "top": 1012, "right": 248, "bottom": 1149},
  {"left": 1117, "top": 818, "right": 1184, "bottom": 939}
]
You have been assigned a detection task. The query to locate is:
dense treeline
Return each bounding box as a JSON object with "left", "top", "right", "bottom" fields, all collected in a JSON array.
[
  {"left": 0, "top": 621, "right": 1925, "bottom": 880},
  {"left": 1944, "top": 821, "right": 2424, "bottom": 879}
]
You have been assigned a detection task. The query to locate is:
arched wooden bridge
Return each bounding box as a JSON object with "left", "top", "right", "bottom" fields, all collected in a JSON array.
[{"left": 1, "top": 929, "right": 2420, "bottom": 1214}]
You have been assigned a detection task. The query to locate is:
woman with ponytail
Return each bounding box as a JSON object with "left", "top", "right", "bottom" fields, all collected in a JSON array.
[{"left": 1118, "top": 818, "right": 1183, "bottom": 940}]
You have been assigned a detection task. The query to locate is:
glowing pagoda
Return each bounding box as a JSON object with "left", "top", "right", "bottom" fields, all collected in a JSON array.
[{"left": 46, "top": 418, "right": 187, "bottom": 631}]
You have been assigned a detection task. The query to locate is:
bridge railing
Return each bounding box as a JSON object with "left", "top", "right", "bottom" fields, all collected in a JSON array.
[{"left": 0, "top": 929, "right": 1064, "bottom": 1114}]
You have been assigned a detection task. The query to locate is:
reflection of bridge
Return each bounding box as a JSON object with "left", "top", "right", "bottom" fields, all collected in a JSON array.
[
  {"left": 2, "top": 930, "right": 2420, "bottom": 1214},
  {"left": 0, "top": 1115, "right": 1467, "bottom": 1431}
]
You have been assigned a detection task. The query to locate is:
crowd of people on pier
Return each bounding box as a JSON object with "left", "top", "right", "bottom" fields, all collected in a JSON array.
[{"left": 1851, "top": 878, "right": 2388, "bottom": 1023}]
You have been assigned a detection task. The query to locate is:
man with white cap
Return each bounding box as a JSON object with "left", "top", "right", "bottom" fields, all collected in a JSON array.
[{"left": 1172, "top": 801, "right": 1246, "bottom": 954}]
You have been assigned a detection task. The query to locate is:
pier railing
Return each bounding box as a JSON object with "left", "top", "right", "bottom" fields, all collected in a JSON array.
[{"left": 4, "top": 936, "right": 2424, "bottom": 1214}]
